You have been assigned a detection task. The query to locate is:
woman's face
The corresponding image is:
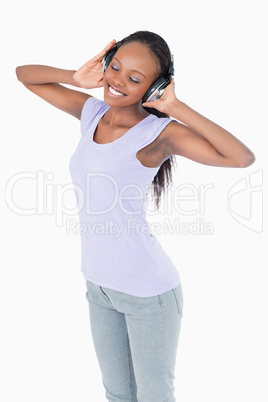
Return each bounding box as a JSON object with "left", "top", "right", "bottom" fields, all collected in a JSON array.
[{"left": 103, "top": 42, "right": 159, "bottom": 108}]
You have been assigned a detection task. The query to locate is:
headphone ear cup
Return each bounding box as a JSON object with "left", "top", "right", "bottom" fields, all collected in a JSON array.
[
  {"left": 102, "top": 40, "right": 122, "bottom": 75},
  {"left": 102, "top": 48, "right": 116, "bottom": 74},
  {"left": 142, "top": 77, "right": 170, "bottom": 104}
]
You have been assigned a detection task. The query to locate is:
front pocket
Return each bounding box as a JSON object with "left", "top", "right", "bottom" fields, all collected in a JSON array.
[{"left": 172, "top": 283, "right": 184, "bottom": 317}]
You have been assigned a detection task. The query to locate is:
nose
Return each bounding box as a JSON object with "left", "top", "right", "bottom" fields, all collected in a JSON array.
[
  {"left": 111, "top": 70, "right": 126, "bottom": 89},
  {"left": 113, "top": 78, "right": 126, "bottom": 89}
]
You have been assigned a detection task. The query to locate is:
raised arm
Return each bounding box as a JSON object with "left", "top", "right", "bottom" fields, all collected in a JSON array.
[
  {"left": 142, "top": 78, "right": 255, "bottom": 168},
  {"left": 15, "top": 39, "right": 116, "bottom": 120},
  {"left": 15, "top": 65, "right": 91, "bottom": 120}
]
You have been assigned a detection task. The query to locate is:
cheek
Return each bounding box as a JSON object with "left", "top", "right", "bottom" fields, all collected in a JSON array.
[
  {"left": 130, "top": 84, "right": 149, "bottom": 97},
  {"left": 131, "top": 86, "right": 143, "bottom": 96},
  {"left": 104, "top": 69, "right": 112, "bottom": 82}
]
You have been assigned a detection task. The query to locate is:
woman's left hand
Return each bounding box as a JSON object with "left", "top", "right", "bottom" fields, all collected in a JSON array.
[{"left": 141, "top": 77, "right": 177, "bottom": 113}]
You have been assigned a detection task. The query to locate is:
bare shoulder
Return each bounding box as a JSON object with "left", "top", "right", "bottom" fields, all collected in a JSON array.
[
  {"left": 156, "top": 120, "right": 187, "bottom": 156},
  {"left": 161, "top": 120, "right": 188, "bottom": 139}
]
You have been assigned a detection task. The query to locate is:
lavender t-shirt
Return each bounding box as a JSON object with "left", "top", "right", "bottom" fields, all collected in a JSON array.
[{"left": 69, "top": 96, "right": 180, "bottom": 297}]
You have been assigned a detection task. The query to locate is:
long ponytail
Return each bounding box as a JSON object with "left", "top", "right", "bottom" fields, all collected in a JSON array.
[{"left": 121, "top": 30, "right": 177, "bottom": 209}]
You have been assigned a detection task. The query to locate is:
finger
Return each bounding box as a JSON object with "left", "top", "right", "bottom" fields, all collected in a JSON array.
[
  {"left": 141, "top": 102, "right": 156, "bottom": 109},
  {"left": 102, "top": 39, "right": 117, "bottom": 54},
  {"left": 93, "top": 39, "right": 117, "bottom": 61}
]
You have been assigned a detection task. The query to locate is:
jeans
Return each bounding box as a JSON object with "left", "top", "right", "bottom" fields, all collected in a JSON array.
[{"left": 85, "top": 280, "right": 184, "bottom": 402}]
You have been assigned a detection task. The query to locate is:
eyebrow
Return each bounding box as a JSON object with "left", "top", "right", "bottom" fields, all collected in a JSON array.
[{"left": 113, "top": 57, "right": 146, "bottom": 78}]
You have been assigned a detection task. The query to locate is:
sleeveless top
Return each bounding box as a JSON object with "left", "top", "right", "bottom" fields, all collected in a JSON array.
[{"left": 69, "top": 96, "right": 181, "bottom": 297}]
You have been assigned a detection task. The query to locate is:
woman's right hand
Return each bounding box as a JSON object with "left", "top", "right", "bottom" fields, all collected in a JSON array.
[{"left": 73, "top": 39, "right": 116, "bottom": 89}]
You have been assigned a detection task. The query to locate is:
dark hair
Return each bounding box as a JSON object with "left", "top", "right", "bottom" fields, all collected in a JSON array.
[{"left": 120, "top": 30, "right": 177, "bottom": 210}]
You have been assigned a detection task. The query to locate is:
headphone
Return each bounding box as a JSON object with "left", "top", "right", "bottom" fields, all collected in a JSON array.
[{"left": 102, "top": 40, "right": 174, "bottom": 104}]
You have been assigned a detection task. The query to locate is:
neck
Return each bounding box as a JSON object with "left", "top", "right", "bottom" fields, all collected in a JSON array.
[{"left": 103, "top": 102, "right": 150, "bottom": 126}]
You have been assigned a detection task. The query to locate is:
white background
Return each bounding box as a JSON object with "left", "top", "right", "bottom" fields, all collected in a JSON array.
[{"left": 1, "top": 0, "right": 267, "bottom": 401}]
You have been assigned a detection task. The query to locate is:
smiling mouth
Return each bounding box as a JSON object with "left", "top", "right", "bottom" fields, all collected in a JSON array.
[{"left": 108, "top": 84, "right": 127, "bottom": 97}]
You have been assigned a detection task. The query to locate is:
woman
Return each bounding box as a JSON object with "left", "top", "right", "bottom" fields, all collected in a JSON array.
[{"left": 16, "top": 30, "right": 255, "bottom": 402}]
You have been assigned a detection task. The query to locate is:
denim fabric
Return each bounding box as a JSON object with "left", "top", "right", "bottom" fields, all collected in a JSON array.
[{"left": 85, "top": 280, "right": 184, "bottom": 402}]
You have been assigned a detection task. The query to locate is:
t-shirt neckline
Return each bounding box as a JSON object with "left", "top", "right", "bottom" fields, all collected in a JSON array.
[{"left": 91, "top": 105, "right": 153, "bottom": 147}]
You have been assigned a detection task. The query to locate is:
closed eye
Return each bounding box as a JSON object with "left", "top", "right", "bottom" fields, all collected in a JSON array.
[
  {"left": 111, "top": 65, "right": 140, "bottom": 84},
  {"left": 130, "top": 77, "right": 140, "bottom": 84}
]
